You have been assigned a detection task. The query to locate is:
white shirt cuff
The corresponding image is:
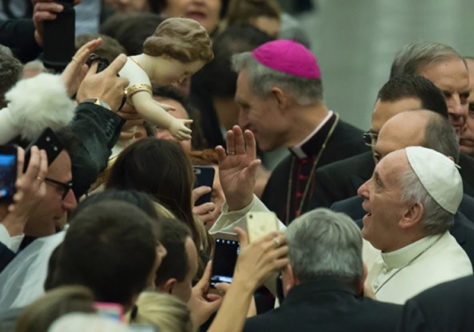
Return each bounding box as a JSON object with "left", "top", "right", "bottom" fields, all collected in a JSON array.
[{"left": 0, "top": 223, "right": 24, "bottom": 253}]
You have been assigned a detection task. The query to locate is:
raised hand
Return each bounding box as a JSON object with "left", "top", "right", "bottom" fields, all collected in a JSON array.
[
  {"left": 216, "top": 126, "right": 261, "bottom": 211},
  {"left": 60, "top": 37, "right": 102, "bottom": 97},
  {"left": 2, "top": 147, "right": 48, "bottom": 236},
  {"left": 77, "top": 54, "right": 129, "bottom": 112},
  {"left": 187, "top": 261, "right": 222, "bottom": 326}
]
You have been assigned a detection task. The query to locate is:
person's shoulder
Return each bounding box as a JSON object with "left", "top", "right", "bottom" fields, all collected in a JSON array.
[
  {"left": 243, "top": 308, "right": 285, "bottom": 332},
  {"left": 356, "top": 296, "right": 403, "bottom": 325},
  {"left": 317, "top": 151, "right": 373, "bottom": 175},
  {"left": 415, "top": 275, "right": 474, "bottom": 303}
]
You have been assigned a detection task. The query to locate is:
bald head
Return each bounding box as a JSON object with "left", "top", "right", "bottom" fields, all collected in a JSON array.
[{"left": 374, "top": 110, "right": 459, "bottom": 163}]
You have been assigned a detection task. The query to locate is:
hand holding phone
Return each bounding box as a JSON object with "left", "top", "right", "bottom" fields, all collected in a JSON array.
[
  {"left": 0, "top": 145, "right": 18, "bottom": 203},
  {"left": 246, "top": 212, "right": 279, "bottom": 243},
  {"left": 193, "top": 166, "right": 215, "bottom": 206},
  {"left": 0, "top": 146, "right": 48, "bottom": 236},
  {"left": 209, "top": 232, "right": 240, "bottom": 288}
]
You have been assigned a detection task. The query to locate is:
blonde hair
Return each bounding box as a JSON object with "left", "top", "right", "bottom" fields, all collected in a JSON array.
[
  {"left": 130, "top": 292, "right": 194, "bottom": 332},
  {"left": 15, "top": 286, "right": 95, "bottom": 332},
  {"left": 143, "top": 17, "right": 214, "bottom": 63}
]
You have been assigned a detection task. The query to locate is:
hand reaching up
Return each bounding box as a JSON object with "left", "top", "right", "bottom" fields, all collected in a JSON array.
[
  {"left": 216, "top": 126, "right": 261, "bottom": 211},
  {"left": 2, "top": 147, "right": 48, "bottom": 236}
]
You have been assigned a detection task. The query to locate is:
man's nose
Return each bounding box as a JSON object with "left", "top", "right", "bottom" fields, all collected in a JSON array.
[
  {"left": 62, "top": 189, "right": 78, "bottom": 211},
  {"left": 357, "top": 180, "right": 369, "bottom": 198},
  {"left": 238, "top": 110, "right": 249, "bottom": 129}
]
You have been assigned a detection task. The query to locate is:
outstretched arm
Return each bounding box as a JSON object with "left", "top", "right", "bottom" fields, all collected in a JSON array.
[
  {"left": 131, "top": 91, "right": 192, "bottom": 141},
  {"left": 207, "top": 227, "right": 288, "bottom": 332}
]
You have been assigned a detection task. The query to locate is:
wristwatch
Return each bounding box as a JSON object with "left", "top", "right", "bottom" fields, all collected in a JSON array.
[{"left": 82, "top": 98, "right": 111, "bottom": 111}]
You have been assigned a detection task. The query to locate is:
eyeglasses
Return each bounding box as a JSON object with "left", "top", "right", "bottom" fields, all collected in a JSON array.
[
  {"left": 363, "top": 131, "right": 378, "bottom": 147},
  {"left": 45, "top": 178, "right": 73, "bottom": 200}
]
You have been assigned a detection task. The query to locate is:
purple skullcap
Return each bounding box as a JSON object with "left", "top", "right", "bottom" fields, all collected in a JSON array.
[{"left": 251, "top": 40, "right": 321, "bottom": 79}]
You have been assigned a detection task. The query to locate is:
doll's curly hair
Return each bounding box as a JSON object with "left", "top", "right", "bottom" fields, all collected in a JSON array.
[{"left": 143, "top": 17, "right": 214, "bottom": 64}]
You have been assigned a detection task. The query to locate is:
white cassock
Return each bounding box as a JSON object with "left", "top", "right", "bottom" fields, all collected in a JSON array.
[{"left": 364, "top": 231, "right": 473, "bottom": 304}]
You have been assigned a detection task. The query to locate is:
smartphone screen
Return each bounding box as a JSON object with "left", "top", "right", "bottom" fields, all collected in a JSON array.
[
  {"left": 0, "top": 146, "right": 17, "bottom": 202},
  {"left": 193, "top": 166, "right": 215, "bottom": 206},
  {"left": 210, "top": 237, "right": 240, "bottom": 287}
]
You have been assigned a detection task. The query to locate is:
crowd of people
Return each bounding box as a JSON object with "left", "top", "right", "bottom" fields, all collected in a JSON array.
[{"left": 0, "top": 0, "right": 474, "bottom": 331}]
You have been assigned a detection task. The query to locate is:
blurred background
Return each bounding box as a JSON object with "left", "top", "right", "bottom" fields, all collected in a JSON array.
[{"left": 293, "top": 0, "right": 474, "bottom": 130}]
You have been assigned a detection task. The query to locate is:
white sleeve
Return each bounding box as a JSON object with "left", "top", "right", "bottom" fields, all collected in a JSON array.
[
  {"left": 119, "top": 58, "right": 151, "bottom": 86},
  {"left": 209, "top": 195, "right": 287, "bottom": 234},
  {"left": 0, "top": 223, "right": 24, "bottom": 253}
]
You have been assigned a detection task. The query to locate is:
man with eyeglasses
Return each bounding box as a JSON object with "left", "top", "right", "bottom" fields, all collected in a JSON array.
[{"left": 308, "top": 75, "right": 450, "bottom": 209}]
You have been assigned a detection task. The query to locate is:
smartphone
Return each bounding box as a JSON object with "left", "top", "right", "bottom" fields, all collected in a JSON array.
[
  {"left": 193, "top": 166, "right": 215, "bottom": 206},
  {"left": 246, "top": 212, "right": 279, "bottom": 243},
  {"left": 209, "top": 232, "right": 240, "bottom": 288},
  {"left": 42, "top": 0, "right": 76, "bottom": 71},
  {"left": 86, "top": 53, "right": 110, "bottom": 73},
  {"left": 0, "top": 145, "right": 17, "bottom": 203},
  {"left": 24, "top": 128, "right": 63, "bottom": 171}
]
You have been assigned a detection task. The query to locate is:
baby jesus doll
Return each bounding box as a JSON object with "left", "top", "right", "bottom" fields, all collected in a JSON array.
[{"left": 119, "top": 17, "right": 214, "bottom": 140}]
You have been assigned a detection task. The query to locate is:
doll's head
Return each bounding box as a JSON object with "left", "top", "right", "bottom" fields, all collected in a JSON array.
[{"left": 143, "top": 17, "right": 214, "bottom": 64}]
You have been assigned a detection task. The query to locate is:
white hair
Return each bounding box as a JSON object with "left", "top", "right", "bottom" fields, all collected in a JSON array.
[
  {"left": 285, "top": 208, "right": 363, "bottom": 286},
  {"left": 400, "top": 169, "right": 454, "bottom": 234}
]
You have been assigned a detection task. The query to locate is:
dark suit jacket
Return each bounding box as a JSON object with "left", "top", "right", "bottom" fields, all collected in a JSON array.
[
  {"left": 262, "top": 119, "right": 368, "bottom": 222},
  {"left": 333, "top": 195, "right": 474, "bottom": 267},
  {"left": 398, "top": 275, "right": 474, "bottom": 332},
  {"left": 310, "top": 151, "right": 374, "bottom": 208},
  {"left": 0, "top": 18, "right": 41, "bottom": 63},
  {"left": 244, "top": 278, "right": 402, "bottom": 332}
]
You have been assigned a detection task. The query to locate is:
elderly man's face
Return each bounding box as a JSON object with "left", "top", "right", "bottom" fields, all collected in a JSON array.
[
  {"left": 235, "top": 69, "right": 289, "bottom": 151},
  {"left": 460, "top": 59, "right": 474, "bottom": 156},
  {"left": 418, "top": 58, "right": 470, "bottom": 137},
  {"left": 357, "top": 150, "right": 409, "bottom": 251}
]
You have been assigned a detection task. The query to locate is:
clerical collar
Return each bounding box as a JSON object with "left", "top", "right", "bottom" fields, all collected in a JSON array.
[
  {"left": 381, "top": 232, "right": 446, "bottom": 269},
  {"left": 289, "top": 111, "right": 335, "bottom": 159}
]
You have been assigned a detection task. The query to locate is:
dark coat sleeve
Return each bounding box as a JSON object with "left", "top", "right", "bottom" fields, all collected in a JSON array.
[
  {"left": 69, "top": 103, "right": 124, "bottom": 197},
  {"left": 0, "top": 18, "right": 42, "bottom": 62},
  {"left": 0, "top": 242, "right": 15, "bottom": 273}
]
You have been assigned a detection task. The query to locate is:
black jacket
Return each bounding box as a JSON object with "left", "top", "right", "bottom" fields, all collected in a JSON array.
[
  {"left": 398, "top": 275, "right": 474, "bottom": 332},
  {"left": 262, "top": 117, "right": 368, "bottom": 223},
  {"left": 244, "top": 278, "right": 402, "bottom": 332}
]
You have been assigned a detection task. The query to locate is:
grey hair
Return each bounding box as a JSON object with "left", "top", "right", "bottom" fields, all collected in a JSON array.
[
  {"left": 232, "top": 51, "right": 323, "bottom": 106},
  {"left": 422, "top": 112, "right": 460, "bottom": 162},
  {"left": 390, "top": 41, "right": 464, "bottom": 78},
  {"left": 400, "top": 169, "right": 454, "bottom": 235},
  {"left": 285, "top": 208, "right": 363, "bottom": 286}
]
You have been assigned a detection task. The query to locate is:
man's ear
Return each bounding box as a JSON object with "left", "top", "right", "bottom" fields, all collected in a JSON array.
[
  {"left": 271, "top": 86, "right": 289, "bottom": 110},
  {"left": 399, "top": 202, "right": 424, "bottom": 229},
  {"left": 157, "top": 278, "right": 177, "bottom": 294},
  {"left": 357, "top": 263, "right": 368, "bottom": 296},
  {"left": 283, "top": 264, "right": 297, "bottom": 295}
]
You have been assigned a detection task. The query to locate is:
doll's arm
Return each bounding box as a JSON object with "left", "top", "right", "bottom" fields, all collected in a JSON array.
[{"left": 128, "top": 86, "right": 193, "bottom": 140}]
